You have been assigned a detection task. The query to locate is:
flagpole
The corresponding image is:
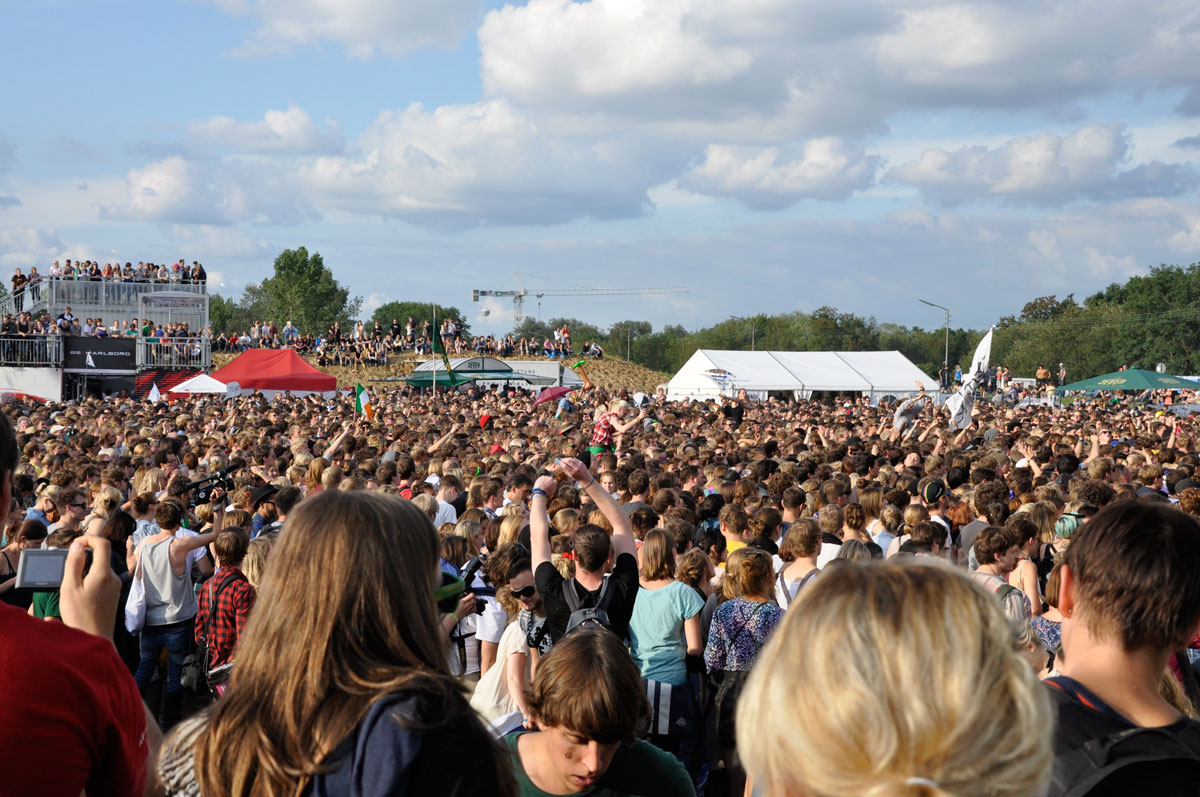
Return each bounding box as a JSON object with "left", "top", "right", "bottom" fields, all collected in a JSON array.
[{"left": 432, "top": 303, "right": 437, "bottom": 396}]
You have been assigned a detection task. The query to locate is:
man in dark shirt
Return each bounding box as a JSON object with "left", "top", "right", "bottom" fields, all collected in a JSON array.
[
  {"left": 530, "top": 458, "right": 639, "bottom": 644},
  {"left": 1046, "top": 501, "right": 1200, "bottom": 795}
]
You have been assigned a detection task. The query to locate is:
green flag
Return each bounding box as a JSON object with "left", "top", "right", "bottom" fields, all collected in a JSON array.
[{"left": 431, "top": 321, "right": 454, "bottom": 374}]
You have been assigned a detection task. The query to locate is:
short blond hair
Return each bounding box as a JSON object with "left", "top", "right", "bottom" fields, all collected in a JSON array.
[{"left": 737, "top": 560, "right": 1052, "bottom": 797}]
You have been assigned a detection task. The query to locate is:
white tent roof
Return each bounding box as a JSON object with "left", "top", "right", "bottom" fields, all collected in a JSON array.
[
  {"left": 666, "top": 349, "right": 936, "bottom": 402},
  {"left": 167, "top": 373, "right": 228, "bottom": 395}
]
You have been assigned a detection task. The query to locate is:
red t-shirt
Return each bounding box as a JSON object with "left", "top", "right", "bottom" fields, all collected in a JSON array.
[{"left": 0, "top": 603, "right": 148, "bottom": 796}]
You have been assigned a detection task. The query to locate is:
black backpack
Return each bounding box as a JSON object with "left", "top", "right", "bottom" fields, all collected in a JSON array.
[
  {"left": 562, "top": 575, "right": 614, "bottom": 636},
  {"left": 1050, "top": 687, "right": 1200, "bottom": 796}
]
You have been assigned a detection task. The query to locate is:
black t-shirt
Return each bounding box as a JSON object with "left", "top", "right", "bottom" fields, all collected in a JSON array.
[
  {"left": 535, "top": 552, "right": 639, "bottom": 643},
  {"left": 721, "top": 402, "right": 744, "bottom": 428},
  {"left": 1047, "top": 676, "right": 1200, "bottom": 797}
]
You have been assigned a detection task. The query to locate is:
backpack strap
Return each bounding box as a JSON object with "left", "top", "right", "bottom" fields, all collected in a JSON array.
[
  {"left": 595, "top": 575, "right": 613, "bottom": 611},
  {"left": 562, "top": 578, "right": 581, "bottom": 613},
  {"left": 1054, "top": 725, "right": 1200, "bottom": 797}
]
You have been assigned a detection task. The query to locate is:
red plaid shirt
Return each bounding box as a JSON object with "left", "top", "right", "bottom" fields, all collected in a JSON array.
[
  {"left": 195, "top": 567, "right": 256, "bottom": 669},
  {"left": 591, "top": 412, "right": 616, "bottom": 447}
]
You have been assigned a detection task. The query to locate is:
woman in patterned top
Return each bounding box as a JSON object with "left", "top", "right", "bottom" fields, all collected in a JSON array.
[{"left": 704, "top": 546, "right": 783, "bottom": 797}]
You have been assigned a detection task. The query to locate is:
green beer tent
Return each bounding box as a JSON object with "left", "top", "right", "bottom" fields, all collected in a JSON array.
[{"left": 1057, "top": 368, "right": 1200, "bottom": 392}]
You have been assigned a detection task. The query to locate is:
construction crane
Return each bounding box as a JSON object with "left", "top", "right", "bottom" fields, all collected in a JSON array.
[{"left": 472, "top": 273, "right": 688, "bottom": 322}]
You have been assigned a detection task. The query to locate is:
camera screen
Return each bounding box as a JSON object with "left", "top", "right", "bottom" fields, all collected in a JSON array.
[{"left": 16, "top": 549, "right": 68, "bottom": 589}]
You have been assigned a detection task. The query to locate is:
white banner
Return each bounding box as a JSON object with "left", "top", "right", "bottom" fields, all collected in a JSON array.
[{"left": 945, "top": 328, "right": 993, "bottom": 430}]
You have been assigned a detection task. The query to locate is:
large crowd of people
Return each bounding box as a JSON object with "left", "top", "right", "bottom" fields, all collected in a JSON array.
[
  {"left": 216, "top": 317, "right": 605, "bottom": 368},
  {"left": 2, "top": 374, "right": 1200, "bottom": 795}
]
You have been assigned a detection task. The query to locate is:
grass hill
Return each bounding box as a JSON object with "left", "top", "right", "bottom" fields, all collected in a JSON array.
[{"left": 210, "top": 351, "right": 669, "bottom": 392}]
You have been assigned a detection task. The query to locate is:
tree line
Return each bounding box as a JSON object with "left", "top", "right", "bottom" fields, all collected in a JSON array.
[{"left": 206, "top": 249, "right": 1200, "bottom": 380}]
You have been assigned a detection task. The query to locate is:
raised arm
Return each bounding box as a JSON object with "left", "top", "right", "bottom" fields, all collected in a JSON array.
[
  {"left": 612, "top": 409, "right": 647, "bottom": 435},
  {"left": 558, "top": 458, "right": 636, "bottom": 559},
  {"left": 529, "top": 475, "right": 558, "bottom": 573},
  {"left": 430, "top": 423, "right": 463, "bottom": 454}
]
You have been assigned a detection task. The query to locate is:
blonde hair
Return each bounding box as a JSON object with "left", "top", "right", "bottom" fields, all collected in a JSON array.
[
  {"left": 93, "top": 486, "right": 123, "bottom": 520},
  {"left": 410, "top": 493, "right": 438, "bottom": 522},
  {"left": 136, "top": 467, "right": 163, "bottom": 496},
  {"left": 497, "top": 514, "right": 524, "bottom": 548},
  {"left": 737, "top": 560, "right": 1052, "bottom": 797},
  {"left": 243, "top": 535, "right": 274, "bottom": 590}
]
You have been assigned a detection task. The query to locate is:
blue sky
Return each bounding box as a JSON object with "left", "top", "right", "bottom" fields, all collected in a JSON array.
[{"left": 2, "top": 0, "right": 1200, "bottom": 338}]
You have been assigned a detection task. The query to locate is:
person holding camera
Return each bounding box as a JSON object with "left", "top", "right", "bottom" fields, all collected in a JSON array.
[
  {"left": 131, "top": 496, "right": 224, "bottom": 728},
  {"left": 0, "top": 411, "right": 159, "bottom": 795}
]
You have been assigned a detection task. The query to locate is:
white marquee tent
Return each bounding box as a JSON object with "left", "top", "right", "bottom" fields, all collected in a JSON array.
[
  {"left": 167, "top": 373, "right": 229, "bottom": 396},
  {"left": 666, "top": 349, "right": 938, "bottom": 404}
]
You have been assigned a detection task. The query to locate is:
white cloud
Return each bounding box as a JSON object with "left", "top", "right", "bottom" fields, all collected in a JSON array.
[
  {"left": 680, "top": 138, "right": 880, "bottom": 208},
  {"left": 472, "top": 0, "right": 1200, "bottom": 141},
  {"left": 101, "top": 156, "right": 319, "bottom": 226},
  {"left": 187, "top": 105, "right": 344, "bottom": 155},
  {"left": 299, "top": 100, "right": 669, "bottom": 225},
  {"left": 480, "top": 0, "right": 755, "bottom": 105},
  {"left": 888, "top": 124, "right": 1199, "bottom": 205},
  {"left": 212, "top": 0, "right": 479, "bottom": 57},
  {"left": 0, "top": 226, "right": 79, "bottom": 270},
  {"left": 362, "top": 292, "right": 390, "bottom": 315}
]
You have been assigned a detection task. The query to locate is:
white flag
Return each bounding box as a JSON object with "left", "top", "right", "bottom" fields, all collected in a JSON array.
[
  {"left": 945, "top": 327, "right": 993, "bottom": 430},
  {"left": 85, "top": 352, "right": 96, "bottom": 368},
  {"left": 148, "top": 382, "right": 161, "bottom": 402}
]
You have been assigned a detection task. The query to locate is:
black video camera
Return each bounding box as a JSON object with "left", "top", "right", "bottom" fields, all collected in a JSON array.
[
  {"left": 181, "top": 463, "right": 238, "bottom": 506},
  {"left": 459, "top": 555, "right": 494, "bottom": 615}
]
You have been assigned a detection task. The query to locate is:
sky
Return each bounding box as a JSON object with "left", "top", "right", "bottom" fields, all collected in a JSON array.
[{"left": 2, "top": 0, "right": 1200, "bottom": 338}]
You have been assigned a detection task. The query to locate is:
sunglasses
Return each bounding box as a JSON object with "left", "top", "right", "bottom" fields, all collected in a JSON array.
[{"left": 512, "top": 585, "right": 537, "bottom": 600}]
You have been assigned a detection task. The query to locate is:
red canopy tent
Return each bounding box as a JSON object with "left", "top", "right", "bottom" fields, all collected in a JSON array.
[{"left": 211, "top": 349, "right": 336, "bottom": 393}]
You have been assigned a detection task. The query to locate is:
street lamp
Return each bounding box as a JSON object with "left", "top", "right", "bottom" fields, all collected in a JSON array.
[
  {"left": 729, "top": 315, "right": 755, "bottom": 351},
  {"left": 918, "top": 299, "right": 950, "bottom": 379}
]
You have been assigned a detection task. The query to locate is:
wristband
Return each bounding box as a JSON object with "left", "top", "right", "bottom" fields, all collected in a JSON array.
[
  {"left": 448, "top": 612, "right": 459, "bottom": 624},
  {"left": 531, "top": 487, "right": 548, "bottom": 499}
]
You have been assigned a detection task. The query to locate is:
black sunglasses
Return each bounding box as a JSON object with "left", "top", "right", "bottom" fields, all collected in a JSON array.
[{"left": 512, "top": 585, "right": 537, "bottom": 600}]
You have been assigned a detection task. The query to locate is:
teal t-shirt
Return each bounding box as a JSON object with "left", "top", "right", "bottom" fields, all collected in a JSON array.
[
  {"left": 504, "top": 732, "right": 695, "bottom": 797},
  {"left": 627, "top": 581, "right": 704, "bottom": 686}
]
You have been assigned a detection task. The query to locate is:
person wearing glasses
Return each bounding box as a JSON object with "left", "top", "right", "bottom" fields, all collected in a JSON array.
[{"left": 48, "top": 488, "right": 88, "bottom": 533}]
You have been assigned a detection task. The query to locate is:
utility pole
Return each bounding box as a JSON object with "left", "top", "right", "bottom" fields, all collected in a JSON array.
[
  {"left": 729, "top": 315, "right": 755, "bottom": 351},
  {"left": 918, "top": 299, "right": 950, "bottom": 373}
]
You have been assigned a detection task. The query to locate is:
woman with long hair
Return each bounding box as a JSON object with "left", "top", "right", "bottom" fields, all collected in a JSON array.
[
  {"left": 158, "top": 489, "right": 516, "bottom": 795},
  {"left": 738, "top": 561, "right": 1052, "bottom": 797}
]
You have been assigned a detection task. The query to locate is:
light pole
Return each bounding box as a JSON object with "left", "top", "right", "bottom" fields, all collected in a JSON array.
[
  {"left": 729, "top": 315, "right": 755, "bottom": 351},
  {"left": 918, "top": 299, "right": 950, "bottom": 378}
]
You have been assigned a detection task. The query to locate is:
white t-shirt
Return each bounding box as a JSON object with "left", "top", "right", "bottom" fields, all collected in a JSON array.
[
  {"left": 448, "top": 612, "right": 480, "bottom": 677},
  {"left": 816, "top": 541, "right": 842, "bottom": 568},
  {"left": 434, "top": 500, "right": 458, "bottom": 528},
  {"left": 475, "top": 595, "right": 506, "bottom": 645}
]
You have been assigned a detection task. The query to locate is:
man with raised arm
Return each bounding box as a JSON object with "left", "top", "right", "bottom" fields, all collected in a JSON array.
[{"left": 530, "top": 458, "right": 640, "bottom": 645}]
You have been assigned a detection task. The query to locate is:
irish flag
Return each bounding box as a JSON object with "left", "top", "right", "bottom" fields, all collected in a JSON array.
[{"left": 355, "top": 384, "right": 374, "bottom": 420}]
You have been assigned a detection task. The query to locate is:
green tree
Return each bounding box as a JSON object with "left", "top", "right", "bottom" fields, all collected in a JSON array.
[
  {"left": 609, "top": 320, "right": 653, "bottom": 358},
  {"left": 371, "top": 301, "right": 469, "bottom": 337},
  {"left": 252, "top": 247, "right": 361, "bottom": 337}
]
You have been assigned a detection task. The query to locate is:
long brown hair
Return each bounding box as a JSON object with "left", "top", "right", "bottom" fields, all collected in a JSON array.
[
  {"left": 639, "top": 529, "right": 675, "bottom": 581},
  {"left": 189, "top": 490, "right": 504, "bottom": 795}
]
